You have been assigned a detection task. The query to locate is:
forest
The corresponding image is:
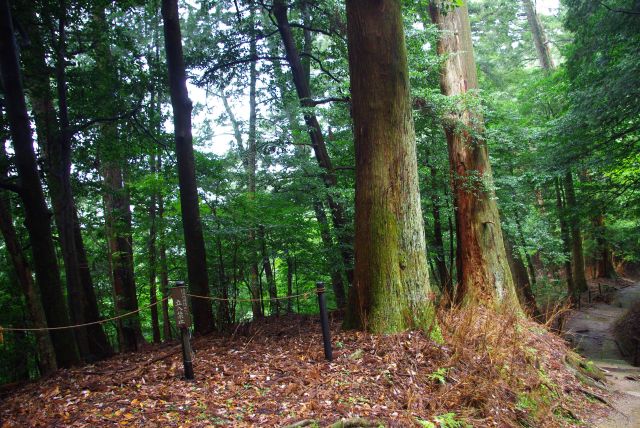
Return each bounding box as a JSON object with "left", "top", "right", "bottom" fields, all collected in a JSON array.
[{"left": 0, "top": 0, "right": 639, "bottom": 426}]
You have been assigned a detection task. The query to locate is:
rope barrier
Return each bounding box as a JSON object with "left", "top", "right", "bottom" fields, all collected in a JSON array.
[
  {"left": 186, "top": 290, "right": 316, "bottom": 303},
  {"left": 0, "top": 297, "right": 169, "bottom": 333}
]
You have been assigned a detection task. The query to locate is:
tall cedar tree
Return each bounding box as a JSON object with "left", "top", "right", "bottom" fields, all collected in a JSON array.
[
  {"left": 345, "top": 0, "right": 437, "bottom": 333},
  {"left": 0, "top": 0, "right": 79, "bottom": 367},
  {"left": 429, "top": 1, "right": 519, "bottom": 307},
  {"left": 161, "top": 0, "right": 214, "bottom": 333}
]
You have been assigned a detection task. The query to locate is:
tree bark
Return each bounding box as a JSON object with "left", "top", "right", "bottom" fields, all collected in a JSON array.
[
  {"left": 345, "top": 0, "right": 436, "bottom": 333},
  {"left": 564, "top": 171, "right": 588, "bottom": 293},
  {"left": 102, "top": 161, "right": 144, "bottom": 351},
  {"left": 429, "top": 2, "right": 518, "bottom": 307},
  {"left": 0, "top": 142, "right": 57, "bottom": 375},
  {"left": 157, "top": 166, "right": 172, "bottom": 341},
  {"left": 555, "top": 178, "right": 575, "bottom": 299},
  {"left": 259, "top": 225, "right": 279, "bottom": 315},
  {"left": 314, "top": 201, "right": 347, "bottom": 308},
  {"left": 427, "top": 155, "right": 450, "bottom": 296},
  {"left": 0, "top": 0, "right": 79, "bottom": 367},
  {"left": 148, "top": 153, "right": 161, "bottom": 344},
  {"left": 272, "top": 0, "right": 354, "bottom": 286},
  {"left": 593, "top": 214, "right": 615, "bottom": 278},
  {"left": 162, "top": 0, "right": 214, "bottom": 333}
]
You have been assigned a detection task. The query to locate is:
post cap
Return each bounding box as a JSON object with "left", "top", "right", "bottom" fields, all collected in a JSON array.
[{"left": 174, "top": 280, "right": 186, "bottom": 287}]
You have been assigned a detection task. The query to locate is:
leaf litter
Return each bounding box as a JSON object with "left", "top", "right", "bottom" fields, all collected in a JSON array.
[{"left": 0, "top": 309, "right": 610, "bottom": 427}]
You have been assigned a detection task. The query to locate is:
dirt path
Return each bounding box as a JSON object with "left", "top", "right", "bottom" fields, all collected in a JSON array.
[{"left": 564, "top": 280, "right": 640, "bottom": 427}]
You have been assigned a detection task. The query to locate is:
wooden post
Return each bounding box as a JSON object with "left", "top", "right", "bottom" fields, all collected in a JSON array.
[
  {"left": 316, "top": 282, "right": 333, "bottom": 361},
  {"left": 171, "top": 282, "right": 194, "bottom": 380},
  {"left": 598, "top": 283, "right": 602, "bottom": 296},
  {"left": 634, "top": 337, "right": 639, "bottom": 367},
  {"left": 588, "top": 289, "right": 592, "bottom": 304}
]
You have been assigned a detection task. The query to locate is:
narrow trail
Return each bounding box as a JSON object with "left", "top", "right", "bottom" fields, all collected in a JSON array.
[{"left": 564, "top": 279, "right": 640, "bottom": 427}]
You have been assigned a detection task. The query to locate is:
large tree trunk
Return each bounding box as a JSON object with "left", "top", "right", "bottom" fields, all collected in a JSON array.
[
  {"left": 0, "top": 142, "right": 57, "bottom": 375},
  {"left": 162, "top": 0, "right": 214, "bottom": 333},
  {"left": 564, "top": 171, "right": 588, "bottom": 293},
  {"left": 345, "top": 0, "right": 436, "bottom": 333},
  {"left": 20, "top": 0, "right": 111, "bottom": 362},
  {"left": 429, "top": 2, "right": 518, "bottom": 307},
  {"left": 272, "top": 0, "right": 354, "bottom": 286},
  {"left": 0, "top": 0, "right": 79, "bottom": 367}
]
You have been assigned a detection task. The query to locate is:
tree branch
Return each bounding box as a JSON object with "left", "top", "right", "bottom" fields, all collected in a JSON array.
[
  {"left": 599, "top": 1, "right": 640, "bottom": 15},
  {"left": 299, "top": 52, "right": 342, "bottom": 84},
  {"left": 307, "top": 96, "right": 350, "bottom": 106}
]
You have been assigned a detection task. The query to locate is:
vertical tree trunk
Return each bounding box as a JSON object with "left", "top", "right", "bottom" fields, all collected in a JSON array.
[
  {"left": 157, "top": 172, "right": 172, "bottom": 341},
  {"left": 503, "top": 235, "right": 541, "bottom": 319},
  {"left": 102, "top": 161, "right": 144, "bottom": 351},
  {"left": 345, "top": 0, "right": 436, "bottom": 333},
  {"left": 286, "top": 254, "right": 294, "bottom": 313},
  {"left": 0, "top": 143, "right": 57, "bottom": 375},
  {"left": 427, "top": 156, "right": 450, "bottom": 296},
  {"left": 593, "top": 214, "right": 615, "bottom": 278},
  {"left": 564, "top": 171, "right": 588, "bottom": 293},
  {"left": 429, "top": 2, "right": 518, "bottom": 307},
  {"left": 554, "top": 178, "right": 575, "bottom": 299},
  {"left": 258, "top": 225, "right": 279, "bottom": 315},
  {"left": 161, "top": 0, "right": 214, "bottom": 333},
  {"left": 313, "top": 201, "right": 347, "bottom": 308},
  {"left": 20, "top": 0, "right": 112, "bottom": 361},
  {"left": 272, "top": 0, "right": 354, "bottom": 286},
  {"left": 0, "top": 0, "right": 79, "bottom": 367},
  {"left": 148, "top": 153, "right": 161, "bottom": 344}
]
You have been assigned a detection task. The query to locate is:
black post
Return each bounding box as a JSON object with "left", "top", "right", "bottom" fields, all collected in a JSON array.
[
  {"left": 598, "top": 283, "right": 602, "bottom": 296},
  {"left": 588, "top": 289, "right": 592, "bottom": 304},
  {"left": 316, "top": 282, "right": 333, "bottom": 361},
  {"left": 180, "top": 326, "right": 194, "bottom": 380},
  {"left": 171, "top": 282, "right": 194, "bottom": 380},
  {"left": 634, "top": 337, "right": 639, "bottom": 367}
]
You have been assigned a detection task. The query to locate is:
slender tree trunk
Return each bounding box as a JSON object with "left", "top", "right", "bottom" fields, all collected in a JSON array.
[
  {"left": 272, "top": 0, "right": 354, "bottom": 286},
  {"left": 503, "top": 235, "right": 541, "bottom": 319},
  {"left": 313, "top": 201, "right": 347, "bottom": 308},
  {"left": 0, "top": 0, "right": 79, "bottom": 367},
  {"left": 102, "top": 161, "right": 144, "bottom": 351},
  {"left": 286, "top": 254, "right": 294, "bottom": 313},
  {"left": 258, "top": 225, "right": 279, "bottom": 315},
  {"left": 157, "top": 170, "right": 172, "bottom": 341},
  {"left": 20, "top": 0, "right": 112, "bottom": 361},
  {"left": 555, "top": 178, "right": 575, "bottom": 299},
  {"left": 564, "top": 171, "right": 588, "bottom": 293},
  {"left": 427, "top": 157, "right": 450, "bottom": 295},
  {"left": 514, "top": 213, "right": 537, "bottom": 288},
  {"left": 522, "top": 0, "right": 555, "bottom": 70},
  {"left": 429, "top": 2, "right": 518, "bottom": 307},
  {"left": 594, "top": 214, "right": 615, "bottom": 278},
  {"left": 345, "top": 0, "right": 436, "bottom": 333},
  {"left": 148, "top": 153, "right": 161, "bottom": 344},
  {"left": 162, "top": 0, "right": 214, "bottom": 333},
  {"left": 0, "top": 143, "right": 57, "bottom": 375}
]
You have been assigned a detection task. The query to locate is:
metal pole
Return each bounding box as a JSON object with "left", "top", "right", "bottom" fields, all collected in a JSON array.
[{"left": 316, "top": 282, "right": 333, "bottom": 361}]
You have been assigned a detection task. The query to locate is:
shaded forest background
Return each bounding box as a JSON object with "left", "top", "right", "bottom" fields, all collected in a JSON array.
[{"left": 0, "top": 0, "right": 638, "bottom": 384}]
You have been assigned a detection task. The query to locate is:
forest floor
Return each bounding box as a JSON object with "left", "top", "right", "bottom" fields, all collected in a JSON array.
[
  {"left": 0, "top": 306, "right": 610, "bottom": 427},
  {"left": 564, "top": 277, "right": 640, "bottom": 427}
]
